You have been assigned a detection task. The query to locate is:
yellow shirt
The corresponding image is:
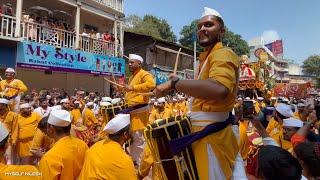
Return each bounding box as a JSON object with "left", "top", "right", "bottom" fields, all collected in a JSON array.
[
  {"left": 149, "top": 109, "right": 173, "bottom": 123},
  {"left": 192, "top": 42, "right": 239, "bottom": 113},
  {"left": 239, "top": 120, "right": 250, "bottom": 160},
  {"left": 0, "top": 163, "right": 41, "bottom": 180},
  {"left": 30, "top": 128, "right": 54, "bottom": 152},
  {"left": 11, "top": 112, "right": 42, "bottom": 157},
  {"left": 82, "top": 108, "right": 98, "bottom": 127},
  {"left": 0, "top": 111, "right": 18, "bottom": 142},
  {"left": 70, "top": 108, "right": 82, "bottom": 125},
  {"left": 39, "top": 136, "right": 88, "bottom": 180},
  {"left": 191, "top": 42, "right": 239, "bottom": 179},
  {"left": 293, "top": 111, "right": 302, "bottom": 120},
  {"left": 79, "top": 139, "right": 137, "bottom": 180},
  {"left": 0, "top": 79, "right": 28, "bottom": 97},
  {"left": 139, "top": 144, "right": 164, "bottom": 180},
  {"left": 266, "top": 117, "right": 282, "bottom": 146},
  {"left": 125, "top": 69, "right": 156, "bottom": 107}
]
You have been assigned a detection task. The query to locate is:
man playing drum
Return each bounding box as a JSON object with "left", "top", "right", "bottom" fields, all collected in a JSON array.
[
  {"left": 120, "top": 54, "right": 156, "bottom": 165},
  {"left": 153, "top": 7, "right": 245, "bottom": 179}
]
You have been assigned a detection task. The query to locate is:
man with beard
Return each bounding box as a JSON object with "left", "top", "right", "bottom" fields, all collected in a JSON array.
[
  {"left": 11, "top": 103, "right": 41, "bottom": 164},
  {"left": 0, "top": 68, "right": 27, "bottom": 113},
  {"left": 153, "top": 7, "right": 245, "bottom": 179}
]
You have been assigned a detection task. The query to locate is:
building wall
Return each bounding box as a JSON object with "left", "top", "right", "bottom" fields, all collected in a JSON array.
[
  {"left": 288, "top": 63, "right": 303, "bottom": 75},
  {"left": 16, "top": 68, "right": 110, "bottom": 95}
]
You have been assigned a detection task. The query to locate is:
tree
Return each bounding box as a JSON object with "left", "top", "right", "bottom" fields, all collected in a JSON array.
[
  {"left": 124, "top": 14, "right": 177, "bottom": 43},
  {"left": 302, "top": 55, "right": 320, "bottom": 87},
  {"left": 179, "top": 19, "right": 249, "bottom": 56}
]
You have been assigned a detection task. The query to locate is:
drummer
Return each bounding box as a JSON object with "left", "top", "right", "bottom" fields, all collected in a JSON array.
[
  {"left": 153, "top": 7, "right": 245, "bottom": 179},
  {"left": 120, "top": 54, "right": 156, "bottom": 165}
]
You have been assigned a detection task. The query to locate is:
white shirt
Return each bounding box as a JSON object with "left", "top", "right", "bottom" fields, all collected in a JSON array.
[{"left": 33, "top": 106, "right": 52, "bottom": 118}]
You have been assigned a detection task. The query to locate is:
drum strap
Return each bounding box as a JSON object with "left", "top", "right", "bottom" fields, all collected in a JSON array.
[
  {"left": 168, "top": 114, "right": 234, "bottom": 155},
  {"left": 190, "top": 111, "right": 229, "bottom": 127}
]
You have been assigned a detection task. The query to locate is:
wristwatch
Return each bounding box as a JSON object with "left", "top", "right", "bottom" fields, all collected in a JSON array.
[{"left": 171, "top": 77, "right": 180, "bottom": 90}]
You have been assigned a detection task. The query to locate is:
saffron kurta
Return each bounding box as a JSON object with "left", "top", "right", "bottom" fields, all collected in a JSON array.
[
  {"left": 0, "top": 111, "right": 18, "bottom": 143},
  {"left": 38, "top": 136, "right": 88, "bottom": 180},
  {"left": 11, "top": 112, "right": 42, "bottom": 157},
  {"left": 82, "top": 108, "right": 98, "bottom": 128},
  {"left": 0, "top": 79, "right": 28, "bottom": 97},
  {"left": 30, "top": 128, "right": 54, "bottom": 152},
  {"left": 79, "top": 139, "right": 137, "bottom": 180},
  {"left": 191, "top": 42, "right": 240, "bottom": 179},
  {"left": 125, "top": 69, "right": 155, "bottom": 131},
  {"left": 70, "top": 108, "right": 82, "bottom": 125}
]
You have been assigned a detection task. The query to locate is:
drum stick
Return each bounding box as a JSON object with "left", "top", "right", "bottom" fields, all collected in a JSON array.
[
  {"left": 173, "top": 48, "right": 182, "bottom": 75},
  {"left": 123, "top": 55, "right": 129, "bottom": 60},
  {"left": 103, "top": 77, "right": 124, "bottom": 88},
  {"left": 0, "top": 76, "right": 3, "bottom": 81}
]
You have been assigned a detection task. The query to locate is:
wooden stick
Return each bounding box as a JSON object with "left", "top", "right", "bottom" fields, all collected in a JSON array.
[
  {"left": 173, "top": 48, "right": 182, "bottom": 75},
  {"left": 123, "top": 55, "right": 129, "bottom": 60},
  {"left": 0, "top": 76, "right": 3, "bottom": 81},
  {"left": 104, "top": 77, "right": 124, "bottom": 88}
]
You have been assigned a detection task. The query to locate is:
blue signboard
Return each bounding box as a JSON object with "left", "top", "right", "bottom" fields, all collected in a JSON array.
[{"left": 16, "top": 41, "right": 125, "bottom": 76}]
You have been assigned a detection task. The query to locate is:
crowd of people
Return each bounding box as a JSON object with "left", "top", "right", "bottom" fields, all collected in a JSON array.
[{"left": 1, "top": 6, "right": 320, "bottom": 180}]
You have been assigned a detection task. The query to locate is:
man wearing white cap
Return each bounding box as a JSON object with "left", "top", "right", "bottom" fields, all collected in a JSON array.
[
  {"left": 39, "top": 110, "right": 88, "bottom": 179},
  {"left": 0, "top": 98, "right": 18, "bottom": 164},
  {"left": 0, "top": 68, "right": 28, "bottom": 113},
  {"left": 82, "top": 101, "right": 98, "bottom": 128},
  {"left": 149, "top": 97, "right": 173, "bottom": 123},
  {"left": 79, "top": 114, "right": 136, "bottom": 180},
  {"left": 11, "top": 103, "right": 41, "bottom": 164},
  {"left": 153, "top": 7, "right": 242, "bottom": 179},
  {"left": 118, "top": 53, "right": 155, "bottom": 165},
  {"left": 0, "top": 122, "right": 41, "bottom": 180},
  {"left": 266, "top": 103, "right": 293, "bottom": 148}
]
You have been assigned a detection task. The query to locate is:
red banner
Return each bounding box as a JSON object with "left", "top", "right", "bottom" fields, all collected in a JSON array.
[{"left": 273, "top": 83, "right": 311, "bottom": 98}]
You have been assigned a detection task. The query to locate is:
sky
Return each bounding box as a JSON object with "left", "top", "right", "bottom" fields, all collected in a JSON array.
[{"left": 124, "top": 0, "right": 320, "bottom": 64}]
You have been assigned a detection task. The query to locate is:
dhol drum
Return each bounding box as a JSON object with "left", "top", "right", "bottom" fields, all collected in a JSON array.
[
  {"left": 103, "top": 99, "right": 128, "bottom": 119},
  {"left": 144, "top": 116, "right": 198, "bottom": 180}
]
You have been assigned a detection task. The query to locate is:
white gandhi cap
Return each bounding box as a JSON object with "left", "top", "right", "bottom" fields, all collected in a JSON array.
[
  {"left": 129, "top": 54, "right": 143, "bottom": 63},
  {"left": 283, "top": 117, "right": 304, "bottom": 128},
  {"left": 5, "top": 68, "right": 15, "bottom": 73},
  {"left": 0, "top": 122, "right": 9, "bottom": 143},
  {"left": 201, "top": 7, "right": 222, "bottom": 19},
  {"left": 103, "top": 114, "right": 130, "bottom": 134},
  {"left": 0, "top": 98, "right": 9, "bottom": 105},
  {"left": 275, "top": 103, "right": 293, "bottom": 118},
  {"left": 48, "top": 109, "right": 71, "bottom": 127}
]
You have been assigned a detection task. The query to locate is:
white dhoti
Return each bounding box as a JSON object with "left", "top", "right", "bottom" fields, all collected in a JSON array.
[{"left": 130, "top": 130, "right": 145, "bottom": 166}]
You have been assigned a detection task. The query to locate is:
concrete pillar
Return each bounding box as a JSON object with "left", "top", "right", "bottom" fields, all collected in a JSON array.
[
  {"left": 114, "top": 20, "right": 118, "bottom": 56},
  {"left": 14, "top": 0, "right": 23, "bottom": 37},
  {"left": 119, "top": 21, "right": 123, "bottom": 57},
  {"left": 75, "top": 1, "right": 81, "bottom": 49}
]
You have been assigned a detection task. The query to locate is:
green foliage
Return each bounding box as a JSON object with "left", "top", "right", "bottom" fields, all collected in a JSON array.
[
  {"left": 179, "top": 19, "right": 249, "bottom": 55},
  {"left": 302, "top": 55, "right": 320, "bottom": 76},
  {"left": 124, "top": 14, "right": 177, "bottom": 43}
]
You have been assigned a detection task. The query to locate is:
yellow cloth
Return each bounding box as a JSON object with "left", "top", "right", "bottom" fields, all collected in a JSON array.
[
  {"left": 30, "top": 128, "right": 54, "bottom": 152},
  {"left": 70, "top": 108, "right": 82, "bottom": 125},
  {"left": 39, "top": 136, "right": 88, "bottom": 180},
  {"left": 239, "top": 120, "right": 250, "bottom": 160},
  {"left": 192, "top": 42, "right": 240, "bottom": 179},
  {"left": 0, "top": 79, "right": 28, "bottom": 97},
  {"left": 266, "top": 117, "right": 282, "bottom": 146},
  {"left": 82, "top": 108, "right": 98, "bottom": 128},
  {"left": 79, "top": 139, "right": 137, "bottom": 180},
  {"left": 11, "top": 112, "right": 41, "bottom": 157},
  {"left": 293, "top": 111, "right": 302, "bottom": 120},
  {"left": 0, "top": 111, "right": 18, "bottom": 143},
  {"left": 139, "top": 144, "right": 164, "bottom": 180},
  {"left": 149, "top": 109, "right": 173, "bottom": 123},
  {"left": 125, "top": 69, "right": 156, "bottom": 107},
  {"left": 255, "top": 102, "right": 266, "bottom": 113},
  {"left": 0, "top": 163, "right": 41, "bottom": 180}
]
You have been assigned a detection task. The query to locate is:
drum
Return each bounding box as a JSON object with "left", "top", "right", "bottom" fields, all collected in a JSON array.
[{"left": 144, "top": 116, "right": 198, "bottom": 180}]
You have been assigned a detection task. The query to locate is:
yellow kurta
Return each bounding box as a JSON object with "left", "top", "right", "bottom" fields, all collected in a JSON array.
[
  {"left": 0, "top": 111, "right": 18, "bottom": 143},
  {"left": 139, "top": 144, "right": 164, "bottom": 180},
  {"left": 79, "top": 139, "right": 137, "bottom": 180},
  {"left": 39, "top": 136, "right": 88, "bottom": 180},
  {"left": 149, "top": 109, "right": 173, "bottom": 123},
  {"left": 0, "top": 79, "right": 28, "bottom": 97},
  {"left": 293, "top": 111, "right": 302, "bottom": 120},
  {"left": 11, "top": 112, "right": 42, "bottom": 157},
  {"left": 82, "top": 108, "right": 98, "bottom": 128},
  {"left": 30, "top": 128, "right": 54, "bottom": 152},
  {"left": 192, "top": 42, "right": 239, "bottom": 179},
  {"left": 266, "top": 117, "right": 282, "bottom": 146},
  {"left": 70, "top": 108, "right": 82, "bottom": 125},
  {"left": 238, "top": 120, "right": 250, "bottom": 160},
  {"left": 125, "top": 69, "right": 156, "bottom": 131},
  {"left": 0, "top": 163, "right": 41, "bottom": 180}
]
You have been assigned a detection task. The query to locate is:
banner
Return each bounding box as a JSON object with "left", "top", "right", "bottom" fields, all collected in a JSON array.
[
  {"left": 150, "top": 67, "right": 194, "bottom": 85},
  {"left": 265, "top": 40, "right": 283, "bottom": 57},
  {"left": 273, "top": 83, "right": 311, "bottom": 98},
  {"left": 16, "top": 41, "right": 125, "bottom": 76}
]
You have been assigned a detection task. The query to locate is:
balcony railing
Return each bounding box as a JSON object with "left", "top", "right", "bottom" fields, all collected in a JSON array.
[
  {"left": 93, "top": 0, "right": 123, "bottom": 13},
  {"left": 0, "top": 14, "right": 120, "bottom": 57},
  {"left": 0, "top": 14, "right": 16, "bottom": 38}
]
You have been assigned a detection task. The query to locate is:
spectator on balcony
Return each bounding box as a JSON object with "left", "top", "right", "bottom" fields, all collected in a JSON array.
[
  {"left": 28, "top": 15, "right": 37, "bottom": 41},
  {"left": 4, "top": 3, "right": 13, "bottom": 16},
  {"left": 103, "top": 31, "right": 112, "bottom": 42}
]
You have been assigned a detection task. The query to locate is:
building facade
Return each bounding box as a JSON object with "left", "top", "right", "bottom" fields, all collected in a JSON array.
[{"left": 0, "top": 0, "right": 124, "bottom": 94}]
